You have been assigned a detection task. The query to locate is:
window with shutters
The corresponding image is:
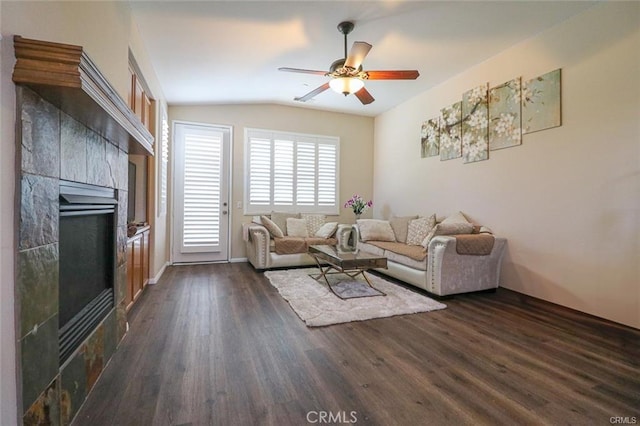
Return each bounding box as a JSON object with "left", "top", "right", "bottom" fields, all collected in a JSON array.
[
  {"left": 157, "top": 106, "right": 169, "bottom": 216},
  {"left": 244, "top": 129, "right": 340, "bottom": 214}
]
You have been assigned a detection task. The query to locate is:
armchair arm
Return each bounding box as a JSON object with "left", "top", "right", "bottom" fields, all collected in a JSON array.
[
  {"left": 242, "top": 223, "right": 271, "bottom": 270},
  {"left": 427, "top": 236, "right": 507, "bottom": 296}
]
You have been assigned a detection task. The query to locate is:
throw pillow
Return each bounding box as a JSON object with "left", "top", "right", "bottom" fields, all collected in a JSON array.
[
  {"left": 302, "top": 213, "right": 326, "bottom": 236},
  {"left": 286, "top": 218, "right": 309, "bottom": 237},
  {"left": 357, "top": 219, "right": 396, "bottom": 242},
  {"left": 389, "top": 215, "right": 418, "bottom": 243},
  {"left": 260, "top": 215, "right": 284, "bottom": 238},
  {"left": 406, "top": 214, "right": 436, "bottom": 246},
  {"left": 441, "top": 211, "right": 470, "bottom": 225},
  {"left": 271, "top": 211, "right": 300, "bottom": 236},
  {"left": 315, "top": 222, "right": 338, "bottom": 239},
  {"left": 421, "top": 222, "right": 475, "bottom": 248}
]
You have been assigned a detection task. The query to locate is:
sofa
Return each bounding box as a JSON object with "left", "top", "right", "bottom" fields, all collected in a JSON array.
[
  {"left": 243, "top": 212, "right": 351, "bottom": 270},
  {"left": 349, "top": 212, "right": 506, "bottom": 296}
]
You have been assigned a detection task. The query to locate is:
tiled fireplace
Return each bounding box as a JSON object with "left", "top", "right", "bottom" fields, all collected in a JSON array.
[
  {"left": 16, "top": 86, "right": 129, "bottom": 424},
  {"left": 12, "top": 35, "right": 154, "bottom": 425}
]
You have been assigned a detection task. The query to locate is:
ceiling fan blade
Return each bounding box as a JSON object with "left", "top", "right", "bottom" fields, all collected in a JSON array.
[
  {"left": 294, "top": 82, "right": 330, "bottom": 102},
  {"left": 344, "top": 42, "right": 372, "bottom": 70},
  {"left": 354, "top": 87, "right": 375, "bottom": 105},
  {"left": 366, "top": 70, "right": 420, "bottom": 80},
  {"left": 278, "top": 67, "right": 327, "bottom": 76}
]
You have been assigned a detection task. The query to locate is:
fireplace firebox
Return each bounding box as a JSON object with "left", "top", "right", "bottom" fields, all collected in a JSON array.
[{"left": 59, "top": 181, "right": 117, "bottom": 364}]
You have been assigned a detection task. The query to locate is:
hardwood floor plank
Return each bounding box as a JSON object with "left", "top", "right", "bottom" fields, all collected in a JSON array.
[{"left": 73, "top": 263, "right": 640, "bottom": 426}]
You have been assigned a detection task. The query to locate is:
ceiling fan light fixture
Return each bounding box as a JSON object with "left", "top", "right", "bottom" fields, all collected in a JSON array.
[{"left": 329, "top": 77, "right": 364, "bottom": 96}]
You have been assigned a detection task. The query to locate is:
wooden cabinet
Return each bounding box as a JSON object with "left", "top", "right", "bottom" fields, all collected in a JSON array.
[
  {"left": 126, "top": 226, "right": 150, "bottom": 310},
  {"left": 128, "top": 62, "right": 154, "bottom": 132}
]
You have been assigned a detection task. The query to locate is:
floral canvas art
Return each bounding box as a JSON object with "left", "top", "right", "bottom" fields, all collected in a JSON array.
[
  {"left": 420, "top": 118, "right": 439, "bottom": 158},
  {"left": 462, "top": 84, "right": 489, "bottom": 163},
  {"left": 489, "top": 78, "right": 522, "bottom": 150},
  {"left": 439, "top": 102, "right": 462, "bottom": 161},
  {"left": 522, "top": 69, "right": 561, "bottom": 134}
]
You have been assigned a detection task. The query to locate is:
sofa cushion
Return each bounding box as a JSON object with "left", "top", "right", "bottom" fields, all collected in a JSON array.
[
  {"left": 422, "top": 222, "right": 475, "bottom": 248},
  {"left": 406, "top": 214, "right": 436, "bottom": 246},
  {"left": 357, "top": 219, "right": 396, "bottom": 242},
  {"left": 385, "top": 249, "right": 428, "bottom": 271},
  {"left": 315, "top": 222, "right": 338, "bottom": 238},
  {"left": 441, "top": 211, "right": 470, "bottom": 225},
  {"left": 287, "top": 218, "right": 309, "bottom": 237},
  {"left": 368, "top": 241, "right": 427, "bottom": 262},
  {"left": 302, "top": 213, "right": 326, "bottom": 236},
  {"left": 389, "top": 215, "right": 418, "bottom": 243},
  {"left": 273, "top": 236, "right": 337, "bottom": 255},
  {"left": 274, "top": 237, "right": 306, "bottom": 255},
  {"left": 271, "top": 211, "right": 300, "bottom": 236},
  {"left": 260, "top": 215, "right": 284, "bottom": 238},
  {"left": 356, "top": 242, "right": 385, "bottom": 257}
]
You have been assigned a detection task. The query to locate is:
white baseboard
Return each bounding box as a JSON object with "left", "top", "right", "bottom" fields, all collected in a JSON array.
[
  {"left": 148, "top": 261, "right": 170, "bottom": 284},
  {"left": 230, "top": 257, "right": 248, "bottom": 263}
]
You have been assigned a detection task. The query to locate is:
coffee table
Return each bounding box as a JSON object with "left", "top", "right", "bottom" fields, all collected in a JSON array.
[{"left": 308, "top": 245, "right": 388, "bottom": 297}]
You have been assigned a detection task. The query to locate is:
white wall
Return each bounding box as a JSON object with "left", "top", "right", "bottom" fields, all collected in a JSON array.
[
  {"left": 0, "top": 2, "right": 167, "bottom": 423},
  {"left": 169, "top": 104, "right": 375, "bottom": 260},
  {"left": 374, "top": 2, "right": 639, "bottom": 328}
]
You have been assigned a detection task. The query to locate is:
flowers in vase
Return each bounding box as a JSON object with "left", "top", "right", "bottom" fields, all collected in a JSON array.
[{"left": 344, "top": 194, "right": 372, "bottom": 216}]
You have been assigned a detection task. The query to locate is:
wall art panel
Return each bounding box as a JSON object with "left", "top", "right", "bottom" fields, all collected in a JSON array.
[
  {"left": 489, "top": 78, "right": 522, "bottom": 150},
  {"left": 462, "top": 84, "right": 489, "bottom": 163}
]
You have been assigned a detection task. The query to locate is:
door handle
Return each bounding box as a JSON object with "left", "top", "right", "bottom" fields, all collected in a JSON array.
[{"left": 222, "top": 211, "right": 228, "bottom": 215}]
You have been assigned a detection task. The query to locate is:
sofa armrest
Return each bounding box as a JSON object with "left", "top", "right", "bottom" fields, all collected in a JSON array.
[
  {"left": 427, "top": 235, "right": 507, "bottom": 296},
  {"left": 243, "top": 223, "right": 271, "bottom": 270}
]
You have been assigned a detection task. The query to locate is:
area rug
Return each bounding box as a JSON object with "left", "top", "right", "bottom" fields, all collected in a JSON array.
[{"left": 264, "top": 268, "right": 447, "bottom": 327}]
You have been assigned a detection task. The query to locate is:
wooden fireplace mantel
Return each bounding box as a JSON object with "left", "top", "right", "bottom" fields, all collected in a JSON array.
[{"left": 12, "top": 36, "right": 154, "bottom": 156}]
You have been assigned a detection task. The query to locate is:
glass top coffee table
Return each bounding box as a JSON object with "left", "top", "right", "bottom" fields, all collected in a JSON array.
[{"left": 308, "top": 245, "right": 388, "bottom": 298}]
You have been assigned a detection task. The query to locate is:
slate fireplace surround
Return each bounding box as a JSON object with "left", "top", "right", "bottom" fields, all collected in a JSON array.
[{"left": 13, "top": 36, "right": 153, "bottom": 425}]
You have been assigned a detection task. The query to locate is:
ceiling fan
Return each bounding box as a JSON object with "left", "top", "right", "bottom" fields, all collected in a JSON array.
[{"left": 279, "top": 21, "right": 420, "bottom": 105}]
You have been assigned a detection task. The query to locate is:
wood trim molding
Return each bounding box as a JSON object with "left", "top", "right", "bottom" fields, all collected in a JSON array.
[{"left": 13, "top": 35, "right": 154, "bottom": 156}]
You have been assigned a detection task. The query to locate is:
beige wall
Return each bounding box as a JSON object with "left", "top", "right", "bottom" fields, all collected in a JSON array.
[
  {"left": 0, "top": 2, "right": 168, "bottom": 423},
  {"left": 374, "top": 2, "right": 639, "bottom": 329},
  {"left": 169, "top": 104, "right": 375, "bottom": 260}
]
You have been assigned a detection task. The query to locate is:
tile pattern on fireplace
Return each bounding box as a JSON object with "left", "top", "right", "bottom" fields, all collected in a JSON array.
[{"left": 16, "top": 86, "right": 130, "bottom": 424}]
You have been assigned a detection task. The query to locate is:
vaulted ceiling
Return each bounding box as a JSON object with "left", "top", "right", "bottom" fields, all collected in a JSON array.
[{"left": 129, "top": 1, "right": 596, "bottom": 117}]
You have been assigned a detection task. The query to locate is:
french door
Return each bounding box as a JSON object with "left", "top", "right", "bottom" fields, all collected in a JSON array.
[{"left": 172, "top": 122, "right": 231, "bottom": 263}]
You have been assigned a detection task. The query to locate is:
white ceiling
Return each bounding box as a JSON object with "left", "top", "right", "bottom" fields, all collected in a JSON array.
[{"left": 129, "top": 1, "right": 596, "bottom": 117}]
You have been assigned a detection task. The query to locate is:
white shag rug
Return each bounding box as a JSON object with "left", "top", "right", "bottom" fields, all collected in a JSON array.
[{"left": 264, "top": 268, "right": 447, "bottom": 327}]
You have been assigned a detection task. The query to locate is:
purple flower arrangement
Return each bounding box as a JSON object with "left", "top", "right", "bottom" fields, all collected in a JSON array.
[{"left": 344, "top": 194, "right": 373, "bottom": 216}]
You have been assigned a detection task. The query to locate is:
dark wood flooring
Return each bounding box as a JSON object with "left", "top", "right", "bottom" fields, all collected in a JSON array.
[{"left": 73, "top": 263, "right": 640, "bottom": 426}]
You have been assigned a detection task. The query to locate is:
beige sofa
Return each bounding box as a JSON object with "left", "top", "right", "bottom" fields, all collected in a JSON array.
[
  {"left": 242, "top": 213, "right": 351, "bottom": 270},
  {"left": 350, "top": 213, "right": 506, "bottom": 297}
]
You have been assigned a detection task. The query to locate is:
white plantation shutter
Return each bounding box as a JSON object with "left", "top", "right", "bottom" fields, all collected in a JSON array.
[
  {"left": 317, "top": 141, "right": 337, "bottom": 207},
  {"left": 182, "top": 129, "right": 222, "bottom": 247},
  {"left": 273, "top": 138, "right": 294, "bottom": 206},
  {"left": 158, "top": 108, "right": 169, "bottom": 215},
  {"left": 245, "top": 129, "right": 339, "bottom": 214},
  {"left": 296, "top": 141, "right": 316, "bottom": 206}
]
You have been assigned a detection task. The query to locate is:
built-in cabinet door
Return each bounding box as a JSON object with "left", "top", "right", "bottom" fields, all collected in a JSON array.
[
  {"left": 142, "top": 230, "right": 149, "bottom": 286},
  {"left": 126, "top": 238, "right": 134, "bottom": 306}
]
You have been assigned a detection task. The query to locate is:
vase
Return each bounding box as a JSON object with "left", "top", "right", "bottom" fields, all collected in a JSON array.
[{"left": 355, "top": 214, "right": 361, "bottom": 222}]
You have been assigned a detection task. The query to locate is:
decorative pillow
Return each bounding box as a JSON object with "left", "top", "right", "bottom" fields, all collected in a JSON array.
[
  {"left": 260, "top": 215, "right": 284, "bottom": 238},
  {"left": 479, "top": 225, "right": 493, "bottom": 234},
  {"left": 389, "top": 215, "right": 418, "bottom": 243},
  {"left": 315, "top": 222, "right": 338, "bottom": 239},
  {"left": 302, "top": 213, "right": 326, "bottom": 236},
  {"left": 441, "top": 211, "right": 470, "bottom": 225},
  {"left": 286, "top": 218, "right": 309, "bottom": 237},
  {"left": 357, "top": 219, "right": 396, "bottom": 242},
  {"left": 406, "top": 214, "right": 436, "bottom": 246},
  {"left": 271, "top": 211, "right": 300, "bottom": 236},
  {"left": 421, "top": 222, "right": 475, "bottom": 248}
]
